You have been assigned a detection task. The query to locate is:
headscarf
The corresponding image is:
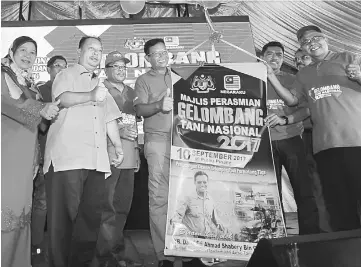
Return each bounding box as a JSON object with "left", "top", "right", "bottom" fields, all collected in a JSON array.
[
  {"left": 2, "top": 36, "right": 38, "bottom": 87},
  {"left": 10, "top": 36, "right": 38, "bottom": 55}
]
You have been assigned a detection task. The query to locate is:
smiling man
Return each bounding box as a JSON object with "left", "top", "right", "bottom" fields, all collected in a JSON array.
[
  {"left": 134, "top": 38, "right": 176, "bottom": 267},
  {"left": 294, "top": 48, "right": 312, "bottom": 71},
  {"left": 171, "top": 171, "right": 225, "bottom": 237},
  {"left": 261, "top": 41, "right": 321, "bottom": 235},
  {"left": 44, "top": 36, "right": 124, "bottom": 267},
  {"left": 93, "top": 51, "right": 142, "bottom": 267},
  {"left": 267, "top": 25, "right": 361, "bottom": 232}
]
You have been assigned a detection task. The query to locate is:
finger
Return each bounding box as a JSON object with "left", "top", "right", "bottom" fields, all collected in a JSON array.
[
  {"left": 351, "top": 55, "right": 360, "bottom": 65},
  {"left": 51, "top": 105, "right": 60, "bottom": 112},
  {"left": 166, "top": 88, "right": 171, "bottom": 97},
  {"left": 264, "top": 114, "right": 275, "bottom": 121},
  {"left": 346, "top": 67, "right": 360, "bottom": 72},
  {"left": 268, "top": 118, "right": 280, "bottom": 126},
  {"left": 53, "top": 99, "right": 61, "bottom": 106}
]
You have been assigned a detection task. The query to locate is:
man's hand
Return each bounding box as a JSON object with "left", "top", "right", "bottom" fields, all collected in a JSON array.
[
  {"left": 119, "top": 125, "right": 138, "bottom": 141},
  {"left": 160, "top": 88, "right": 173, "bottom": 112},
  {"left": 40, "top": 99, "right": 60, "bottom": 120},
  {"left": 134, "top": 152, "right": 140, "bottom": 173},
  {"left": 111, "top": 145, "right": 124, "bottom": 168},
  {"left": 346, "top": 57, "right": 361, "bottom": 82},
  {"left": 91, "top": 85, "right": 108, "bottom": 102},
  {"left": 263, "top": 62, "right": 274, "bottom": 76},
  {"left": 264, "top": 114, "right": 287, "bottom": 127}
]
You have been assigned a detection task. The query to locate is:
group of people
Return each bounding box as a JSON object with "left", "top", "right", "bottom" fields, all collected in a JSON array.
[
  {"left": 262, "top": 25, "right": 361, "bottom": 236},
  {"left": 1, "top": 24, "right": 361, "bottom": 267}
]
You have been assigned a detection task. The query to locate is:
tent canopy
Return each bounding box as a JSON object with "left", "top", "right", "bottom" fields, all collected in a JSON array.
[{"left": 2, "top": 1, "right": 361, "bottom": 69}]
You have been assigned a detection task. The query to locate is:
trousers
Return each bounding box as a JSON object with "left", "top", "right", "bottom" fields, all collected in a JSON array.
[
  {"left": 272, "top": 135, "right": 321, "bottom": 234},
  {"left": 92, "top": 168, "right": 135, "bottom": 265},
  {"left": 45, "top": 165, "right": 105, "bottom": 267}
]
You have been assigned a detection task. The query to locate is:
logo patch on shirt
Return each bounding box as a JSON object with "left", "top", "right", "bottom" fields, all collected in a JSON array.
[
  {"left": 308, "top": 84, "right": 342, "bottom": 101},
  {"left": 267, "top": 99, "right": 285, "bottom": 110}
]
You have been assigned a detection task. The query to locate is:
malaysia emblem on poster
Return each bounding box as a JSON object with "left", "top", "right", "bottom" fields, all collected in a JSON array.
[
  {"left": 124, "top": 37, "right": 145, "bottom": 50},
  {"left": 190, "top": 74, "right": 216, "bottom": 93}
]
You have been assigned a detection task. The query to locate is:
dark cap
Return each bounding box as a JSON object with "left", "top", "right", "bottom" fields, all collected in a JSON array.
[
  {"left": 11, "top": 36, "right": 37, "bottom": 54},
  {"left": 105, "top": 51, "right": 130, "bottom": 67},
  {"left": 297, "top": 25, "right": 322, "bottom": 40}
]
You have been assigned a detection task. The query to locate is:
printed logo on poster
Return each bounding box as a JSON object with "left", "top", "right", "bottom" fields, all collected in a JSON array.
[
  {"left": 224, "top": 75, "right": 241, "bottom": 90},
  {"left": 221, "top": 75, "right": 245, "bottom": 94},
  {"left": 164, "top": 36, "right": 179, "bottom": 46},
  {"left": 124, "top": 37, "right": 145, "bottom": 50},
  {"left": 190, "top": 74, "right": 216, "bottom": 93},
  {"left": 164, "top": 36, "right": 184, "bottom": 50}
]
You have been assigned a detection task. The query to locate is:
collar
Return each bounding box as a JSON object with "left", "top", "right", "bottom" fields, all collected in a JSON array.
[
  {"left": 148, "top": 67, "right": 171, "bottom": 76},
  {"left": 274, "top": 70, "right": 285, "bottom": 76},
  {"left": 104, "top": 79, "right": 125, "bottom": 92},
  {"left": 74, "top": 63, "right": 98, "bottom": 78},
  {"left": 195, "top": 192, "right": 210, "bottom": 200},
  {"left": 311, "top": 50, "right": 335, "bottom": 64}
]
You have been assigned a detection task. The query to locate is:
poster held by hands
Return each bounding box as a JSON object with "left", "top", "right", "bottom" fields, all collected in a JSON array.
[{"left": 165, "top": 63, "right": 286, "bottom": 260}]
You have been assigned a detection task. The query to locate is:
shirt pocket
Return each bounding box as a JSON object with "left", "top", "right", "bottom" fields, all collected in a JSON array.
[{"left": 189, "top": 204, "right": 202, "bottom": 217}]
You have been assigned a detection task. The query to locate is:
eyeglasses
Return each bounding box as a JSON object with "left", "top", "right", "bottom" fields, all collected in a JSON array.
[
  {"left": 52, "top": 64, "right": 67, "bottom": 69},
  {"left": 294, "top": 55, "right": 311, "bottom": 63},
  {"left": 108, "top": 65, "right": 127, "bottom": 71},
  {"left": 300, "top": 36, "right": 325, "bottom": 47},
  {"left": 147, "top": 50, "right": 168, "bottom": 58}
]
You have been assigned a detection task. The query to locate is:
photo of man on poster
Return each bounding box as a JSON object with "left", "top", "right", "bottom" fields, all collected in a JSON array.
[{"left": 170, "top": 171, "right": 227, "bottom": 238}]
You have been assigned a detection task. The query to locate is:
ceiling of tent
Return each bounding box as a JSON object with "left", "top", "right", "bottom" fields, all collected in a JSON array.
[{"left": 2, "top": 1, "right": 361, "bottom": 69}]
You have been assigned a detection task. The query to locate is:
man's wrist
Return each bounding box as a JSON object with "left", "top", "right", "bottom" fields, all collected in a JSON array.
[
  {"left": 268, "top": 72, "right": 277, "bottom": 80},
  {"left": 356, "top": 76, "right": 361, "bottom": 84},
  {"left": 155, "top": 100, "right": 162, "bottom": 112},
  {"left": 88, "top": 91, "right": 95, "bottom": 102},
  {"left": 280, "top": 116, "right": 289, "bottom": 125},
  {"left": 114, "top": 144, "right": 123, "bottom": 151}
]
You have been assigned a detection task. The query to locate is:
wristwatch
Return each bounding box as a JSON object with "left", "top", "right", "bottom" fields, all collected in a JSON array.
[{"left": 280, "top": 116, "right": 289, "bottom": 125}]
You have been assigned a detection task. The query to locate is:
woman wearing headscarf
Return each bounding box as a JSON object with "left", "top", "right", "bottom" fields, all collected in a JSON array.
[{"left": 1, "top": 36, "right": 60, "bottom": 267}]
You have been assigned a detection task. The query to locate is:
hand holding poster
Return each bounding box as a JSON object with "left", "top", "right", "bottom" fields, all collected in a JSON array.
[{"left": 165, "top": 63, "right": 286, "bottom": 260}]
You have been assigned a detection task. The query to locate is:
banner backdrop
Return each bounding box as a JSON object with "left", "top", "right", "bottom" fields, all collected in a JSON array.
[
  {"left": 1, "top": 17, "right": 256, "bottom": 145},
  {"left": 165, "top": 63, "right": 286, "bottom": 260}
]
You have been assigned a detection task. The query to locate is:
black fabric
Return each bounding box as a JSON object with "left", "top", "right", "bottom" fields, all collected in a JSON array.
[
  {"left": 272, "top": 135, "right": 321, "bottom": 234},
  {"left": 302, "top": 130, "right": 331, "bottom": 233},
  {"left": 248, "top": 229, "right": 361, "bottom": 267},
  {"left": 93, "top": 168, "right": 135, "bottom": 265},
  {"left": 315, "top": 147, "right": 361, "bottom": 232},
  {"left": 45, "top": 165, "right": 105, "bottom": 267}
]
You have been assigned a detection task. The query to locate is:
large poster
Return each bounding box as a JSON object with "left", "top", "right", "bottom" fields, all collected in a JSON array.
[{"left": 165, "top": 63, "right": 286, "bottom": 260}]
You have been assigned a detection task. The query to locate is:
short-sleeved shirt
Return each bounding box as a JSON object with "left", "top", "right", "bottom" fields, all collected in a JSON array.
[
  {"left": 291, "top": 51, "right": 361, "bottom": 154},
  {"left": 172, "top": 192, "right": 223, "bottom": 235},
  {"left": 133, "top": 68, "right": 172, "bottom": 143},
  {"left": 43, "top": 64, "right": 121, "bottom": 178},
  {"left": 104, "top": 80, "right": 138, "bottom": 169},
  {"left": 267, "top": 71, "right": 303, "bottom": 141}
]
